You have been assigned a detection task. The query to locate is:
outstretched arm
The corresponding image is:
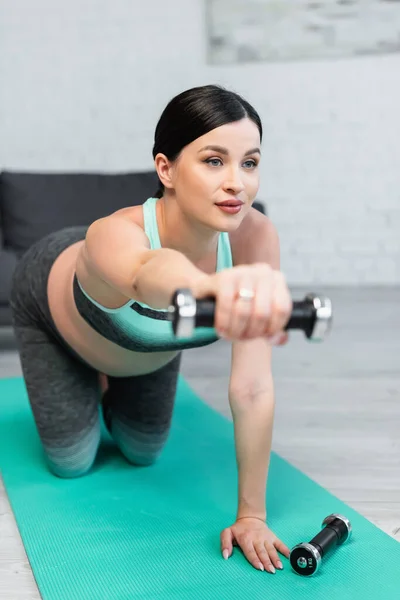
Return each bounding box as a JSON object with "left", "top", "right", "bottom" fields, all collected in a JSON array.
[{"left": 80, "top": 211, "right": 207, "bottom": 309}]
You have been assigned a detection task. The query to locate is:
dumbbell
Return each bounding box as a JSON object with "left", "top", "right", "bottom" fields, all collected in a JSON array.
[
  {"left": 168, "top": 290, "right": 332, "bottom": 342},
  {"left": 289, "top": 514, "right": 352, "bottom": 576}
]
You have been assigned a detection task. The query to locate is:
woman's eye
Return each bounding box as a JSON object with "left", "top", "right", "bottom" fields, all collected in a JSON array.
[
  {"left": 205, "top": 158, "right": 223, "bottom": 167},
  {"left": 204, "top": 157, "right": 258, "bottom": 168},
  {"left": 243, "top": 160, "right": 257, "bottom": 169}
]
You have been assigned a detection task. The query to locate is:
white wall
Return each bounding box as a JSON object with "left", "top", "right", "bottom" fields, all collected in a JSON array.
[{"left": 1, "top": 0, "right": 399, "bottom": 285}]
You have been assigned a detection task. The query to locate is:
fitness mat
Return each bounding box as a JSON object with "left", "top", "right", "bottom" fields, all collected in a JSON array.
[{"left": 0, "top": 376, "right": 399, "bottom": 600}]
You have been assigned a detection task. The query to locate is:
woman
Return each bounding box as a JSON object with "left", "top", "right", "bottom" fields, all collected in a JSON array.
[{"left": 10, "top": 84, "right": 292, "bottom": 574}]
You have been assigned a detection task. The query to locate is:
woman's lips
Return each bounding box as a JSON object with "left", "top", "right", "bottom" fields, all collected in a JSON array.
[{"left": 215, "top": 202, "right": 243, "bottom": 214}]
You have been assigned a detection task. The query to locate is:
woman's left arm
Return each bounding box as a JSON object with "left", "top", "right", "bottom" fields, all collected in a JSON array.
[
  {"left": 229, "top": 211, "right": 282, "bottom": 520},
  {"left": 221, "top": 209, "right": 290, "bottom": 572},
  {"left": 229, "top": 337, "right": 275, "bottom": 523}
]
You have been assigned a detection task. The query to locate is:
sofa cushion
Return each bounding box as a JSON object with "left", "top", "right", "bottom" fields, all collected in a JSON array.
[
  {"left": 0, "top": 199, "right": 3, "bottom": 248},
  {"left": 0, "top": 248, "right": 18, "bottom": 304},
  {"left": 0, "top": 171, "right": 159, "bottom": 255},
  {"left": 0, "top": 306, "right": 13, "bottom": 328}
]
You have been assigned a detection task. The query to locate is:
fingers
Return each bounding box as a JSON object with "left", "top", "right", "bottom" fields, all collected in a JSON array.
[
  {"left": 226, "top": 533, "right": 289, "bottom": 573},
  {"left": 244, "top": 538, "right": 288, "bottom": 573},
  {"left": 243, "top": 264, "right": 273, "bottom": 339},
  {"left": 264, "top": 271, "right": 293, "bottom": 339},
  {"left": 213, "top": 268, "right": 259, "bottom": 339},
  {"left": 241, "top": 538, "right": 265, "bottom": 572},
  {"left": 203, "top": 263, "right": 292, "bottom": 342},
  {"left": 220, "top": 527, "right": 234, "bottom": 560},
  {"left": 263, "top": 542, "right": 284, "bottom": 572},
  {"left": 228, "top": 275, "right": 255, "bottom": 338},
  {"left": 254, "top": 541, "right": 277, "bottom": 573},
  {"left": 276, "top": 332, "right": 289, "bottom": 346},
  {"left": 221, "top": 520, "right": 289, "bottom": 573},
  {"left": 232, "top": 265, "right": 291, "bottom": 341},
  {"left": 213, "top": 272, "right": 237, "bottom": 338},
  {"left": 275, "top": 537, "right": 291, "bottom": 559}
]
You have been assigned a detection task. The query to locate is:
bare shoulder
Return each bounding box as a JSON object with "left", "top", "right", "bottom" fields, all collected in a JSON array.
[
  {"left": 229, "top": 206, "right": 280, "bottom": 269},
  {"left": 107, "top": 204, "right": 145, "bottom": 229},
  {"left": 78, "top": 203, "right": 148, "bottom": 275}
]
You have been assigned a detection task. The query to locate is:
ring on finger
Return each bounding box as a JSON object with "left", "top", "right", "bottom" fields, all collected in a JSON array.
[{"left": 237, "top": 287, "right": 255, "bottom": 302}]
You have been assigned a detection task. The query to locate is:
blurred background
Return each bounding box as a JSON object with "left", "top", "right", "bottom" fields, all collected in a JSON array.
[
  {"left": 1, "top": 0, "right": 399, "bottom": 287},
  {"left": 0, "top": 1, "right": 399, "bottom": 596}
]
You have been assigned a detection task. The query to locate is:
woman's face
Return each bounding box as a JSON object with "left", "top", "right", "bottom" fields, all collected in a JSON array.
[{"left": 158, "top": 118, "right": 261, "bottom": 232}]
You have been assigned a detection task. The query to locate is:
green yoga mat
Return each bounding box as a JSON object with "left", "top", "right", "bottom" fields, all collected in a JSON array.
[{"left": 1, "top": 376, "right": 399, "bottom": 599}]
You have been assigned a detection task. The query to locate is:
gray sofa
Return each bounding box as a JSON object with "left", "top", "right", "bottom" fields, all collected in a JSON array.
[{"left": 0, "top": 170, "right": 265, "bottom": 335}]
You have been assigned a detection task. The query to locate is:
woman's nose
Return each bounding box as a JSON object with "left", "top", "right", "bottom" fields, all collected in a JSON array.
[{"left": 222, "top": 168, "right": 245, "bottom": 194}]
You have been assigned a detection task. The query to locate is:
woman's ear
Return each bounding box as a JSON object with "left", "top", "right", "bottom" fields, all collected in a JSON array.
[{"left": 154, "top": 154, "right": 174, "bottom": 191}]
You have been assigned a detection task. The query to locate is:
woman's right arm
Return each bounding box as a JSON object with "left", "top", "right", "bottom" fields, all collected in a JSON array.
[
  {"left": 83, "top": 214, "right": 208, "bottom": 309},
  {"left": 83, "top": 212, "right": 291, "bottom": 341}
]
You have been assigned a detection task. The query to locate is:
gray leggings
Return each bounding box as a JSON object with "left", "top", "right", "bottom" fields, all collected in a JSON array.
[{"left": 9, "top": 227, "right": 182, "bottom": 478}]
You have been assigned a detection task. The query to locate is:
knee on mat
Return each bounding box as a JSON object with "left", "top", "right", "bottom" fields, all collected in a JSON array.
[
  {"left": 110, "top": 419, "right": 170, "bottom": 467},
  {"left": 46, "top": 456, "right": 96, "bottom": 478},
  {"left": 119, "top": 444, "right": 164, "bottom": 467},
  {"left": 44, "top": 443, "right": 99, "bottom": 478},
  {"left": 42, "top": 421, "right": 101, "bottom": 478}
]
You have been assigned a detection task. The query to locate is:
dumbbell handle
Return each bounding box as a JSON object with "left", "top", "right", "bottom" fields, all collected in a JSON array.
[
  {"left": 168, "top": 290, "right": 332, "bottom": 342},
  {"left": 309, "top": 521, "right": 345, "bottom": 558}
]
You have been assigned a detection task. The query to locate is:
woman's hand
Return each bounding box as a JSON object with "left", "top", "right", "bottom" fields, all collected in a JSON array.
[
  {"left": 220, "top": 517, "right": 290, "bottom": 573},
  {"left": 193, "top": 264, "right": 292, "bottom": 343}
]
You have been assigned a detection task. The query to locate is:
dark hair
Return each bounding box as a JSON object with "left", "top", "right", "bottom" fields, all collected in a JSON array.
[{"left": 152, "top": 84, "right": 263, "bottom": 198}]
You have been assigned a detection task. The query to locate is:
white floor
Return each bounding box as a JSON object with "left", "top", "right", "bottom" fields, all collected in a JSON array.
[{"left": 1, "top": 286, "right": 399, "bottom": 599}]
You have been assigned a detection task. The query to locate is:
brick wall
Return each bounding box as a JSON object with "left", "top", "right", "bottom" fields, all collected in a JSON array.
[{"left": 1, "top": 0, "right": 399, "bottom": 284}]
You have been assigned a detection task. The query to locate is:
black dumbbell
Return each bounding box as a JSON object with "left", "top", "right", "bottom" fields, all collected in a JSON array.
[
  {"left": 289, "top": 514, "right": 352, "bottom": 576},
  {"left": 168, "top": 289, "right": 332, "bottom": 342}
]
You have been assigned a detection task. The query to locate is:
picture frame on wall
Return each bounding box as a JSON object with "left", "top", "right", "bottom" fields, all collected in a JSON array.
[{"left": 206, "top": 0, "right": 400, "bottom": 65}]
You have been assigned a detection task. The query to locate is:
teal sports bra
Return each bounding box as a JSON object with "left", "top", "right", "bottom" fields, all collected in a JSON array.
[{"left": 73, "top": 197, "right": 233, "bottom": 352}]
